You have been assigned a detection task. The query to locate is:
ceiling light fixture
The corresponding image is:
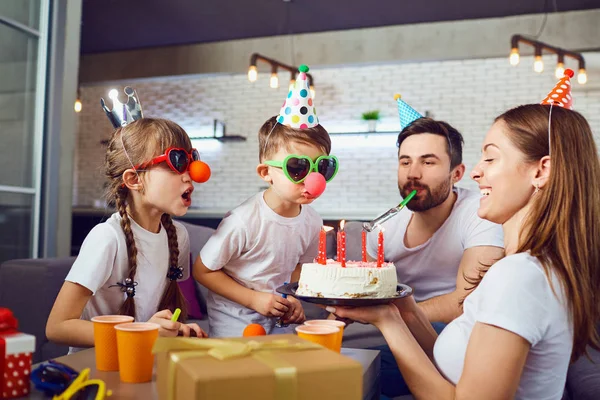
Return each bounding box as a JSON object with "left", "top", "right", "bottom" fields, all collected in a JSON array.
[
  {"left": 509, "top": 34, "right": 587, "bottom": 84},
  {"left": 247, "top": 53, "right": 315, "bottom": 95}
]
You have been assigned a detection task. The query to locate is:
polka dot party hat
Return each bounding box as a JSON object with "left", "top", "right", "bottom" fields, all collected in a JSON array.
[
  {"left": 277, "top": 64, "right": 318, "bottom": 129},
  {"left": 541, "top": 69, "right": 574, "bottom": 110},
  {"left": 395, "top": 94, "right": 423, "bottom": 130}
]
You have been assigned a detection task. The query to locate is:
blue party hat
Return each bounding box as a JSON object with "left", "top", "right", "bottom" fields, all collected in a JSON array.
[{"left": 395, "top": 94, "right": 423, "bottom": 130}]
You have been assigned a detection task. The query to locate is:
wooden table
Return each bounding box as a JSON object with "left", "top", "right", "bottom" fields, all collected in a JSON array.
[{"left": 30, "top": 347, "right": 380, "bottom": 400}]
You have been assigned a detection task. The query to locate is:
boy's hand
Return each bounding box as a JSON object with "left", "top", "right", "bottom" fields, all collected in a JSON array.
[
  {"left": 282, "top": 296, "right": 305, "bottom": 324},
  {"left": 251, "top": 292, "right": 291, "bottom": 317}
]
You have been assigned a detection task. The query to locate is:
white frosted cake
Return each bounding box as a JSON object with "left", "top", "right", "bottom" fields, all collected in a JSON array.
[{"left": 296, "top": 259, "right": 398, "bottom": 298}]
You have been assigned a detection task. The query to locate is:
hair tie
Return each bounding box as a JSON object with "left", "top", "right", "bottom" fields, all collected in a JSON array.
[
  {"left": 167, "top": 266, "right": 184, "bottom": 281},
  {"left": 109, "top": 278, "right": 138, "bottom": 298}
]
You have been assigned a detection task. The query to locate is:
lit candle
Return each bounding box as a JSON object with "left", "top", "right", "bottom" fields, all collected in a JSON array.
[
  {"left": 377, "top": 227, "right": 385, "bottom": 268},
  {"left": 361, "top": 230, "right": 367, "bottom": 262},
  {"left": 318, "top": 226, "right": 333, "bottom": 264},
  {"left": 336, "top": 230, "right": 341, "bottom": 261},
  {"left": 340, "top": 220, "right": 346, "bottom": 267}
]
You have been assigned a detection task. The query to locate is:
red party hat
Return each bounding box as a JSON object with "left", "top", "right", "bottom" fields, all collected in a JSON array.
[{"left": 541, "top": 69, "right": 574, "bottom": 110}]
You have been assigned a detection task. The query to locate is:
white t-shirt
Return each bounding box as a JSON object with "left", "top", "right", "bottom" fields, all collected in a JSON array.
[
  {"left": 66, "top": 213, "right": 190, "bottom": 350},
  {"left": 434, "top": 252, "right": 573, "bottom": 399},
  {"left": 199, "top": 192, "right": 321, "bottom": 337},
  {"left": 367, "top": 187, "right": 504, "bottom": 301}
]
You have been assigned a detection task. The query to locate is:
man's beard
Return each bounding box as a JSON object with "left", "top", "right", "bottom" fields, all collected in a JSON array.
[{"left": 399, "top": 178, "right": 452, "bottom": 212}]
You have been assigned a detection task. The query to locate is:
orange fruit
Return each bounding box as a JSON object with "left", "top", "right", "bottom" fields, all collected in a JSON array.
[
  {"left": 243, "top": 323, "right": 266, "bottom": 337},
  {"left": 189, "top": 160, "right": 211, "bottom": 183}
]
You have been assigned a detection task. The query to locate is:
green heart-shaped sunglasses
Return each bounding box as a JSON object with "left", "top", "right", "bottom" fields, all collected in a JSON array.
[{"left": 265, "top": 154, "right": 339, "bottom": 184}]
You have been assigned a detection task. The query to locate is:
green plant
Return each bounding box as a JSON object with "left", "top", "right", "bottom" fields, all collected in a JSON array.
[{"left": 361, "top": 110, "right": 380, "bottom": 120}]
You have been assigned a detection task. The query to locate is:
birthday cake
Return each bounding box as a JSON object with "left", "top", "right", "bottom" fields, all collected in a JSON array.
[{"left": 296, "top": 260, "right": 398, "bottom": 299}]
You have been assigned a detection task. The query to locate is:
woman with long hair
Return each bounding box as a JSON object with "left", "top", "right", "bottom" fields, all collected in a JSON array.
[{"left": 328, "top": 76, "right": 600, "bottom": 399}]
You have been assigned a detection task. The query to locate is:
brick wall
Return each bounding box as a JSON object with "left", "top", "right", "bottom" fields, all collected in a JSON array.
[{"left": 74, "top": 55, "right": 600, "bottom": 218}]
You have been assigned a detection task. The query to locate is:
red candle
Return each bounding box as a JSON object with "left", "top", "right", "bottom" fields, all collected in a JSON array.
[
  {"left": 377, "top": 228, "right": 385, "bottom": 268},
  {"left": 340, "top": 231, "right": 347, "bottom": 267},
  {"left": 336, "top": 230, "right": 341, "bottom": 262},
  {"left": 340, "top": 220, "right": 346, "bottom": 267},
  {"left": 318, "top": 226, "right": 333, "bottom": 264},
  {"left": 361, "top": 230, "right": 367, "bottom": 262},
  {"left": 318, "top": 227, "right": 326, "bottom": 264}
]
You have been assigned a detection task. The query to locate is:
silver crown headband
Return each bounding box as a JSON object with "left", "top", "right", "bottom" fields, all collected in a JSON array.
[{"left": 100, "top": 86, "right": 144, "bottom": 128}]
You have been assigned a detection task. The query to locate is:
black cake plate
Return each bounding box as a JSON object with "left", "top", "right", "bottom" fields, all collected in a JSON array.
[{"left": 276, "top": 282, "right": 413, "bottom": 307}]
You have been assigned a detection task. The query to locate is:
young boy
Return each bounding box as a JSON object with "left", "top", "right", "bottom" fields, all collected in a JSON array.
[{"left": 193, "top": 65, "right": 339, "bottom": 337}]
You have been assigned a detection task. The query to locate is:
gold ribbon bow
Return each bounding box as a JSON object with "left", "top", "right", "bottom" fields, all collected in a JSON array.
[{"left": 152, "top": 337, "right": 322, "bottom": 400}]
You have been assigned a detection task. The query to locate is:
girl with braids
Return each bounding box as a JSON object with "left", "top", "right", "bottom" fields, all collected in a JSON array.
[
  {"left": 47, "top": 117, "right": 209, "bottom": 352},
  {"left": 324, "top": 75, "right": 600, "bottom": 399}
]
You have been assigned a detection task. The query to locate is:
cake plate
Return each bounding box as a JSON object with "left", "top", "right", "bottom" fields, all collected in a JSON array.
[{"left": 276, "top": 282, "right": 413, "bottom": 306}]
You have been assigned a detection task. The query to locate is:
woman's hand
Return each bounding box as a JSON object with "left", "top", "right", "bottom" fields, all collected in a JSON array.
[{"left": 325, "top": 303, "right": 402, "bottom": 330}]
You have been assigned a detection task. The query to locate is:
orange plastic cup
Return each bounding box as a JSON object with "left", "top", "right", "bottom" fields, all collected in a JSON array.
[
  {"left": 295, "top": 325, "right": 339, "bottom": 352},
  {"left": 114, "top": 322, "right": 160, "bottom": 383},
  {"left": 91, "top": 315, "right": 134, "bottom": 371},
  {"left": 304, "top": 319, "right": 346, "bottom": 352}
]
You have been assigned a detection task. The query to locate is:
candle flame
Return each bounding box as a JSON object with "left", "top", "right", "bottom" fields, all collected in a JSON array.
[
  {"left": 340, "top": 220, "right": 346, "bottom": 230},
  {"left": 379, "top": 226, "right": 385, "bottom": 233},
  {"left": 323, "top": 226, "right": 334, "bottom": 232}
]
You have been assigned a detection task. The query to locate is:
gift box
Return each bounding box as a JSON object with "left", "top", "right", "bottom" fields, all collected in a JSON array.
[
  {"left": 153, "top": 334, "right": 363, "bottom": 400},
  {"left": 0, "top": 308, "right": 36, "bottom": 399}
]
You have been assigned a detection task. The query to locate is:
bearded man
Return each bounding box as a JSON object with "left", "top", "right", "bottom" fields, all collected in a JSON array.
[{"left": 367, "top": 118, "right": 505, "bottom": 324}]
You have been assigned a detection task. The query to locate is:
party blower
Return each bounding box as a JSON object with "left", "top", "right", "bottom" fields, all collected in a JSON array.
[{"left": 363, "top": 189, "right": 417, "bottom": 232}]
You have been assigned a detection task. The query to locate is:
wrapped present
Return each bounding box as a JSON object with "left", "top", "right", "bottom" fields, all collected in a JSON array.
[
  {"left": 153, "top": 334, "right": 362, "bottom": 400},
  {"left": 0, "top": 308, "right": 35, "bottom": 399}
]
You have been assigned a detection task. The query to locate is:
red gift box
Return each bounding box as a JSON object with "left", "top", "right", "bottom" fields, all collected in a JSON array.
[{"left": 0, "top": 308, "right": 35, "bottom": 399}]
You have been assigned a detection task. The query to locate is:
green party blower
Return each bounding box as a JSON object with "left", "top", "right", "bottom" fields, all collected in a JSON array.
[
  {"left": 362, "top": 189, "right": 417, "bottom": 232},
  {"left": 171, "top": 308, "right": 181, "bottom": 322}
]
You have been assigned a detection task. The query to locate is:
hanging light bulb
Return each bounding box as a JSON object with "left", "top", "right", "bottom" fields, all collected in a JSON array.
[
  {"left": 270, "top": 72, "right": 279, "bottom": 89},
  {"left": 578, "top": 68, "right": 587, "bottom": 84},
  {"left": 310, "top": 85, "right": 315, "bottom": 99},
  {"left": 533, "top": 46, "right": 543, "bottom": 73},
  {"left": 533, "top": 56, "right": 544, "bottom": 73},
  {"left": 509, "top": 48, "right": 520, "bottom": 66},
  {"left": 555, "top": 62, "right": 565, "bottom": 79},
  {"left": 247, "top": 65, "right": 258, "bottom": 82},
  {"left": 554, "top": 53, "right": 565, "bottom": 79},
  {"left": 74, "top": 88, "right": 82, "bottom": 113}
]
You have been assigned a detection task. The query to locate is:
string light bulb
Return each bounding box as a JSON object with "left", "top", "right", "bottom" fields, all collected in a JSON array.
[
  {"left": 310, "top": 85, "right": 315, "bottom": 99},
  {"left": 247, "top": 65, "right": 258, "bottom": 82},
  {"left": 509, "top": 48, "right": 520, "bottom": 66}
]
